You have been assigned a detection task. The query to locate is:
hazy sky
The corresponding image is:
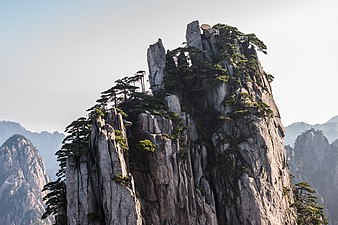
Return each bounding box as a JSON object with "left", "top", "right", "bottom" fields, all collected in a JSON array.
[{"left": 1, "top": 0, "right": 337, "bottom": 132}]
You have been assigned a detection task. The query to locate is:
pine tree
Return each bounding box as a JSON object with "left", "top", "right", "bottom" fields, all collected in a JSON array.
[
  {"left": 292, "top": 182, "right": 328, "bottom": 225},
  {"left": 42, "top": 117, "right": 91, "bottom": 224}
]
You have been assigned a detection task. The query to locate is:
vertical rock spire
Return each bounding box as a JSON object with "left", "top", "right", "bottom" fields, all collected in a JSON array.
[
  {"left": 147, "top": 38, "right": 166, "bottom": 95},
  {"left": 186, "top": 20, "right": 203, "bottom": 51}
]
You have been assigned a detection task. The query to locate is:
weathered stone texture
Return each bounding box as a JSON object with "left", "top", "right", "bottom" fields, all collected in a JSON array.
[
  {"left": 66, "top": 110, "right": 142, "bottom": 225},
  {"left": 147, "top": 38, "right": 166, "bottom": 95},
  {"left": 66, "top": 20, "right": 297, "bottom": 225},
  {"left": 0, "top": 135, "right": 53, "bottom": 225}
]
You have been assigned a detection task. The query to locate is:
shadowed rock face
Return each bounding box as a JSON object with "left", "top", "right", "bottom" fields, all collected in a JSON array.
[
  {"left": 287, "top": 129, "right": 338, "bottom": 224},
  {"left": 0, "top": 134, "right": 52, "bottom": 225},
  {"left": 65, "top": 20, "right": 296, "bottom": 225}
]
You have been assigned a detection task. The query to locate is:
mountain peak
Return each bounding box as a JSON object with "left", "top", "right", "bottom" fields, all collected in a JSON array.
[
  {"left": 59, "top": 21, "right": 297, "bottom": 225},
  {"left": 2, "top": 134, "right": 31, "bottom": 147},
  {"left": 0, "top": 135, "right": 53, "bottom": 224},
  {"left": 0, "top": 121, "right": 65, "bottom": 178}
]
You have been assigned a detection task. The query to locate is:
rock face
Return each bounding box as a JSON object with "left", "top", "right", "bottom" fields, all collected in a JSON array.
[
  {"left": 0, "top": 134, "right": 52, "bottom": 225},
  {"left": 186, "top": 20, "right": 203, "bottom": 51},
  {"left": 133, "top": 110, "right": 295, "bottom": 224},
  {"left": 287, "top": 129, "right": 338, "bottom": 224},
  {"left": 147, "top": 38, "right": 166, "bottom": 94},
  {"left": 0, "top": 121, "right": 65, "bottom": 179},
  {"left": 65, "top": 20, "right": 296, "bottom": 225},
  {"left": 66, "top": 110, "right": 142, "bottom": 225}
]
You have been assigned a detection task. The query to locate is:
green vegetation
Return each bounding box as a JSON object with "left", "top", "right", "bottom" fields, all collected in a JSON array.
[
  {"left": 283, "top": 187, "right": 291, "bottom": 196},
  {"left": 230, "top": 109, "right": 250, "bottom": 118},
  {"left": 42, "top": 117, "right": 91, "bottom": 223},
  {"left": 163, "top": 47, "right": 230, "bottom": 95},
  {"left": 161, "top": 133, "right": 171, "bottom": 140},
  {"left": 41, "top": 69, "right": 149, "bottom": 223},
  {"left": 252, "top": 101, "right": 273, "bottom": 117},
  {"left": 113, "top": 173, "right": 131, "bottom": 186},
  {"left": 215, "top": 75, "right": 230, "bottom": 83},
  {"left": 222, "top": 90, "right": 273, "bottom": 119},
  {"left": 55, "top": 117, "right": 91, "bottom": 178},
  {"left": 115, "top": 129, "right": 128, "bottom": 151},
  {"left": 168, "top": 112, "right": 186, "bottom": 140},
  {"left": 116, "top": 108, "right": 128, "bottom": 118},
  {"left": 88, "top": 71, "right": 146, "bottom": 111},
  {"left": 163, "top": 22, "right": 273, "bottom": 124},
  {"left": 42, "top": 22, "right": 280, "bottom": 223},
  {"left": 94, "top": 107, "right": 105, "bottom": 118},
  {"left": 217, "top": 115, "right": 231, "bottom": 121},
  {"left": 266, "top": 73, "right": 274, "bottom": 82},
  {"left": 213, "top": 23, "right": 267, "bottom": 56},
  {"left": 41, "top": 179, "right": 67, "bottom": 224},
  {"left": 292, "top": 182, "right": 328, "bottom": 225},
  {"left": 138, "top": 139, "right": 156, "bottom": 152}
]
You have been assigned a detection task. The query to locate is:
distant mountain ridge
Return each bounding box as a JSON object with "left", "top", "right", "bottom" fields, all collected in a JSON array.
[
  {"left": 0, "top": 121, "right": 65, "bottom": 178},
  {"left": 285, "top": 116, "right": 338, "bottom": 146},
  {"left": 326, "top": 115, "right": 338, "bottom": 124}
]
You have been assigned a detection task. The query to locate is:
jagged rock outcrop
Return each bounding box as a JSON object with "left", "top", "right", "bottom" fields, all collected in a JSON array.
[
  {"left": 147, "top": 39, "right": 166, "bottom": 94},
  {"left": 65, "top": 20, "right": 297, "bottom": 225},
  {"left": 0, "top": 134, "right": 52, "bottom": 225},
  {"left": 134, "top": 111, "right": 218, "bottom": 225},
  {"left": 186, "top": 21, "right": 203, "bottom": 51},
  {"left": 287, "top": 129, "right": 338, "bottom": 224}
]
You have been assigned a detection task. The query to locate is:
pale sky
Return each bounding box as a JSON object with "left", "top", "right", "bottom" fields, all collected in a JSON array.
[{"left": 1, "top": 0, "right": 337, "bottom": 132}]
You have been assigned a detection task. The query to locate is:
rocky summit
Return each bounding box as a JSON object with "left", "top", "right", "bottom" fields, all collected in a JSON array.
[
  {"left": 48, "top": 20, "right": 302, "bottom": 225},
  {"left": 0, "top": 134, "right": 52, "bottom": 225}
]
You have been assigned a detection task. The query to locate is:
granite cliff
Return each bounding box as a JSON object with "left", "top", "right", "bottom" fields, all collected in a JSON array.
[
  {"left": 287, "top": 129, "right": 338, "bottom": 224},
  {"left": 0, "top": 134, "right": 52, "bottom": 225},
  {"left": 48, "top": 21, "right": 300, "bottom": 225}
]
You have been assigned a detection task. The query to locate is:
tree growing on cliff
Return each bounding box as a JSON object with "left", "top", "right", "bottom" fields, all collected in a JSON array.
[
  {"left": 41, "top": 178, "right": 67, "bottom": 224},
  {"left": 42, "top": 117, "right": 91, "bottom": 224},
  {"left": 55, "top": 117, "right": 91, "bottom": 178},
  {"left": 132, "top": 70, "right": 146, "bottom": 93},
  {"left": 292, "top": 182, "right": 328, "bottom": 225},
  {"left": 95, "top": 71, "right": 145, "bottom": 110}
]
